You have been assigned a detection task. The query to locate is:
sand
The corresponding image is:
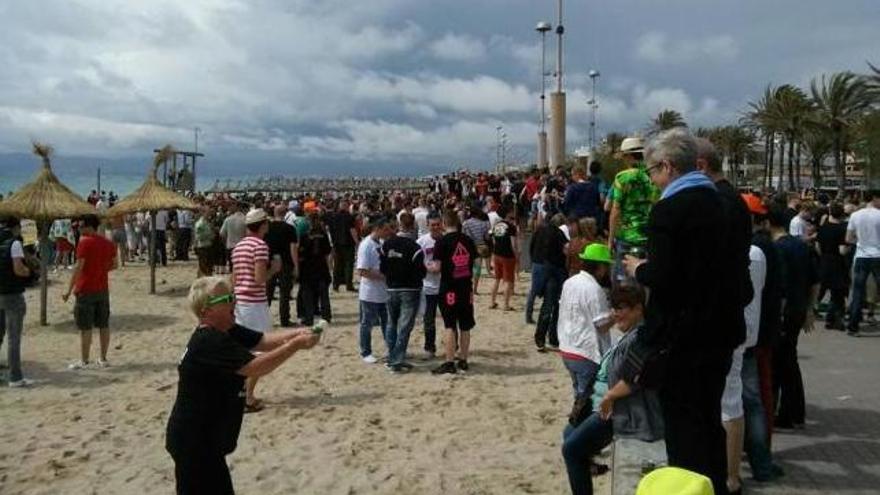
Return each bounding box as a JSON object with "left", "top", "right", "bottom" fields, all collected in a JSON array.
[{"left": 0, "top": 261, "right": 609, "bottom": 494}]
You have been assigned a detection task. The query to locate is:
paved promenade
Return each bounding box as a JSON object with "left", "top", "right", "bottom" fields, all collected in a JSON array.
[{"left": 746, "top": 325, "right": 880, "bottom": 494}]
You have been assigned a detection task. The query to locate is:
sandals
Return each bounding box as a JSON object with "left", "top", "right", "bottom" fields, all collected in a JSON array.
[
  {"left": 489, "top": 303, "right": 499, "bottom": 309},
  {"left": 245, "top": 399, "right": 265, "bottom": 414}
]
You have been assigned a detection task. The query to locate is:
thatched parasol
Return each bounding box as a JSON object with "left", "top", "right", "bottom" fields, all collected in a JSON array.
[
  {"left": 107, "top": 145, "right": 198, "bottom": 294},
  {"left": 0, "top": 143, "right": 98, "bottom": 325}
]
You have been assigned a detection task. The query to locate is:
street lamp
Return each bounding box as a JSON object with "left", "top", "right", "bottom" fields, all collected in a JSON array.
[
  {"left": 588, "top": 69, "right": 600, "bottom": 150},
  {"left": 536, "top": 21, "right": 552, "bottom": 169},
  {"left": 496, "top": 125, "right": 504, "bottom": 172}
]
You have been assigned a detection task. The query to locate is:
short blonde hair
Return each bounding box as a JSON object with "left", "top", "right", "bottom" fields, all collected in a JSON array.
[{"left": 188, "top": 276, "right": 232, "bottom": 318}]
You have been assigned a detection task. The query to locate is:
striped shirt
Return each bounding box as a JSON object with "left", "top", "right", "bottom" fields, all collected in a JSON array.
[
  {"left": 232, "top": 235, "right": 269, "bottom": 303},
  {"left": 462, "top": 218, "right": 490, "bottom": 247}
]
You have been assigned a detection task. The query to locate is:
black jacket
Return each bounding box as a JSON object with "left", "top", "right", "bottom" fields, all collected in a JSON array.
[
  {"left": 752, "top": 230, "right": 783, "bottom": 348},
  {"left": 0, "top": 228, "right": 27, "bottom": 295},
  {"left": 380, "top": 234, "right": 426, "bottom": 291},
  {"left": 530, "top": 224, "right": 568, "bottom": 269},
  {"left": 714, "top": 179, "right": 754, "bottom": 349},
  {"left": 635, "top": 186, "right": 742, "bottom": 351}
]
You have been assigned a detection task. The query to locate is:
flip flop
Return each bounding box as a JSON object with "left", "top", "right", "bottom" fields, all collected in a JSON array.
[
  {"left": 490, "top": 303, "right": 499, "bottom": 309},
  {"left": 245, "top": 400, "right": 265, "bottom": 414}
]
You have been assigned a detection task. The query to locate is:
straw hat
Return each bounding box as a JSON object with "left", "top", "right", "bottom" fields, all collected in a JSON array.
[
  {"left": 0, "top": 143, "right": 97, "bottom": 220},
  {"left": 245, "top": 208, "right": 268, "bottom": 225},
  {"left": 620, "top": 136, "right": 645, "bottom": 154},
  {"left": 107, "top": 145, "right": 198, "bottom": 215}
]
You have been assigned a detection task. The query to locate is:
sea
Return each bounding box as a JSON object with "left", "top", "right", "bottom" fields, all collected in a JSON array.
[{"left": 0, "top": 172, "right": 247, "bottom": 199}]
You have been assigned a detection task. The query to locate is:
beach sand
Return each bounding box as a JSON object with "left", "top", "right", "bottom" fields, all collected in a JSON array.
[{"left": 0, "top": 261, "right": 609, "bottom": 494}]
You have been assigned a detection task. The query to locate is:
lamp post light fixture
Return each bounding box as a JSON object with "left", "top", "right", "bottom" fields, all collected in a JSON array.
[
  {"left": 588, "top": 69, "right": 600, "bottom": 150},
  {"left": 536, "top": 21, "right": 552, "bottom": 169}
]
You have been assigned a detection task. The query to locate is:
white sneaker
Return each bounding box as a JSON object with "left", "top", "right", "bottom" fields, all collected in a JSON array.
[
  {"left": 68, "top": 360, "right": 89, "bottom": 370},
  {"left": 96, "top": 359, "right": 110, "bottom": 369},
  {"left": 8, "top": 378, "right": 34, "bottom": 388},
  {"left": 362, "top": 355, "right": 378, "bottom": 364}
]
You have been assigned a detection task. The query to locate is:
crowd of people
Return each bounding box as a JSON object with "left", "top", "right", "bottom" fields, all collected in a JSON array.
[{"left": 3, "top": 133, "right": 880, "bottom": 493}]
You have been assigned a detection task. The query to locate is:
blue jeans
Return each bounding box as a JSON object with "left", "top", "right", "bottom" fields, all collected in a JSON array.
[
  {"left": 525, "top": 262, "right": 546, "bottom": 322},
  {"left": 386, "top": 291, "right": 420, "bottom": 366},
  {"left": 562, "top": 413, "right": 614, "bottom": 495},
  {"left": 423, "top": 293, "right": 439, "bottom": 353},
  {"left": 742, "top": 350, "right": 775, "bottom": 480},
  {"left": 0, "top": 293, "right": 26, "bottom": 382},
  {"left": 358, "top": 301, "right": 388, "bottom": 358},
  {"left": 564, "top": 357, "right": 600, "bottom": 400},
  {"left": 847, "top": 257, "right": 880, "bottom": 331}
]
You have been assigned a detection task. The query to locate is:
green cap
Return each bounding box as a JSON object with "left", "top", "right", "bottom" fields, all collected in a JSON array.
[{"left": 578, "top": 243, "right": 613, "bottom": 264}]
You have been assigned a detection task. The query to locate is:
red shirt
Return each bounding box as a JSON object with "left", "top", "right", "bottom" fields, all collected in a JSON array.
[
  {"left": 525, "top": 177, "right": 540, "bottom": 200},
  {"left": 232, "top": 235, "right": 269, "bottom": 303},
  {"left": 75, "top": 234, "right": 116, "bottom": 295}
]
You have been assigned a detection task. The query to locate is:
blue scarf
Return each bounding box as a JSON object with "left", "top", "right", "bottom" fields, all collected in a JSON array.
[{"left": 660, "top": 171, "right": 716, "bottom": 200}]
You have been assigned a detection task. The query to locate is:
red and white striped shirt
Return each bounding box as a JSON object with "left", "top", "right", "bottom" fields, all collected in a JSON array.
[{"left": 232, "top": 235, "right": 269, "bottom": 303}]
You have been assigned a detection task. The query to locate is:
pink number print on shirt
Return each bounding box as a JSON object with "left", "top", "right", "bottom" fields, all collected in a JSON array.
[{"left": 451, "top": 242, "right": 471, "bottom": 279}]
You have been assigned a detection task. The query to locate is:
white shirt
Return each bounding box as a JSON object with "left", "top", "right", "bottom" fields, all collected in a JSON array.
[
  {"left": 559, "top": 225, "right": 571, "bottom": 242},
  {"left": 488, "top": 211, "right": 501, "bottom": 229},
  {"left": 557, "top": 271, "right": 612, "bottom": 363},
  {"left": 284, "top": 211, "right": 297, "bottom": 227},
  {"left": 154, "top": 210, "right": 168, "bottom": 231},
  {"left": 789, "top": 215, "right": 808, "bottom": 238},
  {"left": 413, "top": 207, "right": 430, "bottom": 237},
  {"left": 417, "top": 233, "right": 441, "bottom": 295},
  {"left": 220, "top": 212, "right": 247, "bottom": 250},
  {"left": 744, "top": 245, "right": 766, "bottom": 349},
  {"left": 848, "top": 205, "right": 880, "bottom": 259},
  {"left": 177, "top": 209, "right": 194, "bottom": 229},
  {"left": 10, "top": 240, "right": 24, "bottom": 259},
  {"left": 356, "top": 236, "right": 388, "bottom": 303}
]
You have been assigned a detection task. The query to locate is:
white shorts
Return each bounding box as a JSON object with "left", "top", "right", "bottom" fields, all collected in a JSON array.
[
  {"left": 235, "top": 301, "right": 272, "bottom": 333},
  {"left": 721, "top": 346, "right": 745, "bottom": 422}
]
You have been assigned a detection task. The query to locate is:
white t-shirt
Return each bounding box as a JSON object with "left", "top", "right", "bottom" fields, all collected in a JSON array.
[
  {"left": 488, "top": 211, "right": 501, "bottom": 229},
  {"left": 416, "top": 233, "right": 441, "bottom": 295},
  {"left": 356, "top": 236, "right": 388, "bottom": 303},
  {"left": 789, "top": 215, "right": 808, "bottom": 238},
  {"left": 10, "top": 240, "right": 24, "bottom": 259},
  {"left": 177, "top": 209, "right": 194, "bottom": 229},
  {"left": 559, "top": 224, "right": 571, "bottom": 242},
  {"left": 744, "top": 245, "right": 766, "bottom": 349},
  {"left": 155, "top": 210, "right": 169, "bottom": 231},
  {"left": 413, "top": 207, "right": 430, "bottom": 238},
  {"left": 847, "top": 205, "right": 880, "bottom": 259},
  {"left": 557, "top": 271, "right": 612, "bottom": 362}
]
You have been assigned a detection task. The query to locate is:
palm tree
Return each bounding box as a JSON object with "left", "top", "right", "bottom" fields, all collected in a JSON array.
[
  {"left": 743, "top": 86, "right": 780, "bottom": 189},
  {"left": 773, "top": 85, "right": 813, "bottom": 191},
  {"left": 801, "top": 121, "right": 833, "bottom": 188},
  {"left": 649, "top": 109, "right": 687, "bottom": 135},
  {"left": 603, "top": 132, "right": 626, "bottom": 153},
  {"left": 811, "top": 72, "right": 873, "bottom": 197}
]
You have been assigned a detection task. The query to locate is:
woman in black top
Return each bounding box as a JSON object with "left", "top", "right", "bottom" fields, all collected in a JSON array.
[
  {"left": 816, "top": 203, "right": 850, "bottom": 329},
  {"left": 166, "top": 276, "right": 320, "bottom": 494}
]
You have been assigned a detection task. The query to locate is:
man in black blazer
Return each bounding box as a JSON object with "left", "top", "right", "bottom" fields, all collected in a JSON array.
[{"left": 623, "top": 129, "right": 746, "bottom": 495}]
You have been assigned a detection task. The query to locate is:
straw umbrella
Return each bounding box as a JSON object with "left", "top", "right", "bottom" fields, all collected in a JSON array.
[
  {"left": 107, "top": 145, "right": 198, "bottom": 294},
  {"left": 0, "top": 143, "right": 98, "bottom": 325}
]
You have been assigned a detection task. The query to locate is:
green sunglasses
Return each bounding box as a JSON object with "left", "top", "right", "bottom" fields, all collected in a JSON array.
[{"left": 205, "top": 293, "right": 235, "bottom": 307}]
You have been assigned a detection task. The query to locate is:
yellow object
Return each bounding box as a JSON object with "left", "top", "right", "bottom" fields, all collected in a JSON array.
[
  {"left": 20, "top": 220, "right": 37, "bottom": 246},
  {"left": 636, "top": 467, "right": 714, "bottom": 495}
]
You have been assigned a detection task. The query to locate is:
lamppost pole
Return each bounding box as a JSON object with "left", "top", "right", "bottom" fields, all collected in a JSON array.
[
  {"left": 549, "top": 0, "right": 566, "bottom": 172},
  {"left": 588, "top": 70, "right": 600, "bottom": 150},
  {"left": 536, "top": 21, "right": 551, "bottom": 169}
]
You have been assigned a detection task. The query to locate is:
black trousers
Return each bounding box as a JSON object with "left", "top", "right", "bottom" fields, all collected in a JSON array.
[
  {"left": 660, "top": 345, "right": 732, "bottom": 495},
  {"left": 534, "top": 265, "right": 565, "bottom": 348},
  {"left": 266, "top": 266, "right": 294, "bottom": 326},
  {"left": 173, "top": 453, "right": 234, "bottom": 495},
  {"left": 155, "top": 230, "right": 168, "bottom": 266},
  {"left": 774, "top": 310, "right": 806, "bottom": 425},
  {"left": 333, "top": 244, "right": 356, "bottom": 289},
  {"left": 175, "top": 228, "right": 192, "bottom": 261},
  {"left": 300, "top": 278, "right": 332, "bottom": 326}
]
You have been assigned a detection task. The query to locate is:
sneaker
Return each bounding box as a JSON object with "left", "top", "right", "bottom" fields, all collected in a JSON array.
[
  {"left": 8, "top": 378, "right": 33, "bottom": 388},
  {"left": 424, "top": 350, "right": 436, "bottom": 360},
  {"left": 387, "top": 364, "right": 408, "bottom": 374},
  {"left": 431, "top": 361, "right": 457, "bottom": 375},
  {"left": 96, "top": 359, "right": 110, "bottom": 369},
  {"left": 68, "top": 360, "right": 89, "bottom": 370},
  {"left": 362, "top": 355, "right": 379, "bottom": 364},
  {"left": 456, "top": 359, "right": 469, "bottom": 372},
  {"left": 399, "top": 362, "right": 415, "bottom": 370},
  {"left": 536, "top": 345, "right": 547, "bottom": 353}
]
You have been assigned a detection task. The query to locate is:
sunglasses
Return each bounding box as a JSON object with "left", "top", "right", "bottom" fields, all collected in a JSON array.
[
  {"left": 645, "top": 162, "right": 664, "bottom": 175},
  {"left": 205, "top": 293, "right": 235, "bottom": 307}
]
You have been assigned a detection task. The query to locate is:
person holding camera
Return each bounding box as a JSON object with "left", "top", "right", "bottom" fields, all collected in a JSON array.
[
  {"left": 0, "top": 216, "right": 34, "bottom": 387},
  {"left": 166, "top": 276, "right": 320, "bottom": 495},
  {"left": 231, "top": 209, "right": 281, "bottom": 412}
]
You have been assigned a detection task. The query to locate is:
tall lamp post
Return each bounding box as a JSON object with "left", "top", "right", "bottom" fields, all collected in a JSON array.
[
  {"left": 588, "top": 69, "right": 600, "bottom": 150},
  {"left": 536, "top": 21, "right": 552, "bottom": 169},
  {"left": 549, "top": 0, "right": 566, "bottom": 172},
  {"left": 495, "top": 125, "right": 504, "bottom": 172}
]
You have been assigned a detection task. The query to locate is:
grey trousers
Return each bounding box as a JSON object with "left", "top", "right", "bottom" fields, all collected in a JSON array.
[{"left": 0, "top": 293, "right": 26, "bottom": 382}]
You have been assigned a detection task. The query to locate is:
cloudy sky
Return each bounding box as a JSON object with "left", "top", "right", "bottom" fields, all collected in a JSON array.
[{"left": 0, "top": 0, "right": 878, "bottom": 178}]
